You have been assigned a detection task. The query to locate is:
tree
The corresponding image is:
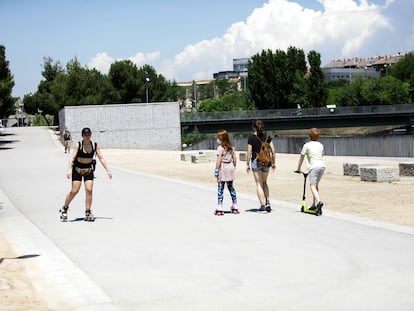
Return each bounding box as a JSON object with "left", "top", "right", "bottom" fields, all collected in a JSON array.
[
  {"left": 248, "top": 49, "right": 285, "bottom": 109},
  {"left": 306, "top": 50, "right": 327, "bottom": 107},
  {"left": 197, "top": 92, "right": 254, "bottom": 112},
  {"left": 25, "top": 57, "right": 64, "bottom": 122},
  {"left": 248, "top": 47, "right": 309, "bottom": 109},
  {"left": 327, "top": 74, "right": 411, "bottom": 106},
  {"left": 0, "top": 45, "right": 15, "bottom": 118},
  {"left": 164, "top": 80, "right": 186, "bottom": 102},
  {"left": 137, "top": 64, "right": 169, "bottom": 103},
  {"left": 109, "top": 60, "right": 140, "bottom": 102},
  {"left": 389, "top": 53, "right": 414, "bottom": 82},
  {"left": 389, "top": 52, "right": 414, "bottom": 102}
]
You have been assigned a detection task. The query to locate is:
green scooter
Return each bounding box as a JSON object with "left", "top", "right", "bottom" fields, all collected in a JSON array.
[{"left": 294, "top": 171, "right": 322, "bottom": 216}]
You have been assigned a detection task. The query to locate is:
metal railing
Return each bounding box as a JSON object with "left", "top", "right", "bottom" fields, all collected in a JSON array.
[{"left": 180, "top": 104, "right": 414, "bottom": 122}]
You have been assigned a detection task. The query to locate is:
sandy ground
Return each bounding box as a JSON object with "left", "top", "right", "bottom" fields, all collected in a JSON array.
[{"left": 1, "top": 148, "right": 414, "bottom": 310}]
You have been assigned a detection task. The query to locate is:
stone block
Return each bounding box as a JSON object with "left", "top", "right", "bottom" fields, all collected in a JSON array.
[
  {"left": 399, "top": 162, "right": 414, "bottom": 176},
  {"left": 239, "top": 152, "right": 247, "bottom": 161},
  {"left": 360, "top": 166, "right": 399, "bottom": 182},
  {"left": 202, "top": 151, "right": 217, "bottom": 162},
  {"left": 180, "top": 153, "right": 195, "bottom": 161},
  {"left": 343, "top": 163, "right": 377, "bottom": 176},
  {"left": 191, "top": 154, "right": 208, "bottom": 163}
]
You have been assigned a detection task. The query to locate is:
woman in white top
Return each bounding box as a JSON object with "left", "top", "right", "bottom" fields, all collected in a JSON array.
[{"left": 296, "top": 128, "right": 326, "bottom": 210}]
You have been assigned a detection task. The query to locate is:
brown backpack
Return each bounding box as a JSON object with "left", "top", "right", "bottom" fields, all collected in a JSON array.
[{"left": 255, "top": 134, "right": 272, "bottom": 167}]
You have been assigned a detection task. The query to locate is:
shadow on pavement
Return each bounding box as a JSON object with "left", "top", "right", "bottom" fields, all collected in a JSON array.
[
  {"left": 245, "top": 208, "right": 269, "bottom": 213},
  {"left": 0, "top": 133, "right": 18, "bottom": 150},
  {"left": 0, "top": 254, "right": 40, "bottom": 265},
  {"left": 68, "top": 216, "right": 113, "bottom": 222}
]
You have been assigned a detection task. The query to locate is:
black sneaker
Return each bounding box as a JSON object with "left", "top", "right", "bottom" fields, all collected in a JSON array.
[
  {"left": 259, "top": 205, "right": 266, "bottom": 212},
  {"left": 309, "top": 205, "right": 317, "bottom": 211},
  {"left": 316, "top": 201, "right": 324, "bottom": 209},
  {"left": 265, "top": 203, "right": 272, "bottom": 213}
]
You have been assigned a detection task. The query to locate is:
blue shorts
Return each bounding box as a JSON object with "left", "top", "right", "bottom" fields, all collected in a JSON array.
[{"left": 251, "top": 158, "right": 270, "bottom": 173}]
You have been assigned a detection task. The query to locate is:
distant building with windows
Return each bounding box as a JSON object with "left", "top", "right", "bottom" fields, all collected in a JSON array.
[
  {"left": 176, "top": 52, "right": 411, "bottom": 108},
  {"left": 213, "top": 58, "right": 250, "bottom": 79},
  {"left": 322, "top": 52, "right": 409, "bottom": 82}
]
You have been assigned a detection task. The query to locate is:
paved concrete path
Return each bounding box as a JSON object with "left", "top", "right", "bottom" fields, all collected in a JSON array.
[{"left": 1, "top": 127, "right": 414, "bottom": 311}]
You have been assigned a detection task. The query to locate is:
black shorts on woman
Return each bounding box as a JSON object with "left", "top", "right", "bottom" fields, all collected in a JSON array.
[{"left": 72, "top": 141, "right": 96, "bottom": 181}]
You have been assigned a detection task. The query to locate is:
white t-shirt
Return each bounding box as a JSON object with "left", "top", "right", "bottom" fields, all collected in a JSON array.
[{"left": 301, "top": 140, "right": 325, "bottom": 170}]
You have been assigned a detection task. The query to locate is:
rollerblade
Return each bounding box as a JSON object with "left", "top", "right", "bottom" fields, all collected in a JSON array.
[
  {"left": 231, "top": 204, "right": 240, "bottom": 214},
  {"left": 60, "top": 205, "right": 69, "bottom": 222},
  {"left": 215, "top": 204, "right": 224, "bottom": 216},
  {"left": 85, "top": 209, "right": 95, "bottom": 222},
  {"left": 214, "top": 210, "right": 224, "bottom": 216}
]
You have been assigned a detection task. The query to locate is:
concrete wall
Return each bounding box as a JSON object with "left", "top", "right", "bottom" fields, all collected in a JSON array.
[
  {"left": 59, "top": 102, "right": 181, "bottom": 150},
  {"left": 185, "top": 135, "right": 414, "bottom": 157}
]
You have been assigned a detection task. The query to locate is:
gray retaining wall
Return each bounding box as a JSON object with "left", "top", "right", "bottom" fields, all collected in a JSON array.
[{"left": 59, "top": 102, "right": 181, "bottom": 150}]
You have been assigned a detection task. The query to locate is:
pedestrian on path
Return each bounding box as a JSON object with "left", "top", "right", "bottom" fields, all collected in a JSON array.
[
  {"left": 214, "top": 129, "right": 239, "bottom": 216},
  {"left": 295, "top": 127, "right": 326, "bottom": 211},
  {"left": 60, "top": 127, "right": 112, "bottom": 222},
  {"left": 246, "top": 119, "right": 276, "bottom": 212},
  {"left": 62, "top": 127, "right": 71, "bottom": 154}
]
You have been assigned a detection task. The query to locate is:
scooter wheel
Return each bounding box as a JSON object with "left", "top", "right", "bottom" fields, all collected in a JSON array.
[{"left": 301, "top": 206, "right": 304, "bottom": 212}]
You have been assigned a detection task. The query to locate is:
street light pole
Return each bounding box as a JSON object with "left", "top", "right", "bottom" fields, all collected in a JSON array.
[{"left": 145, "top": 72, "right": 150, "bottom": 103}]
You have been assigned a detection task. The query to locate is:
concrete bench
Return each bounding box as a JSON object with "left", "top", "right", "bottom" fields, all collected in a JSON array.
[
  {"left": 191, "top": 154, "right": 209, "bottom": 163},
  {"left": 360, "top": 166, "right": 399, "bottom": 182},
  {"left": 181, "top": 151, "right": 216, "bottom": 162},
  {"left": 399, "top": 162, "right": 414, "bottom": 176},
  {"left": 343, "top": 163, "right": 378, "bottom": 176},
  {"left": 180, "top": 153, "right": 194, "bottom": 161}
]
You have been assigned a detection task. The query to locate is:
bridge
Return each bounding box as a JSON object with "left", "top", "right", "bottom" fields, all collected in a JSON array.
[{"left": 180, "top": 104, "right": 414, "bottom": 134}]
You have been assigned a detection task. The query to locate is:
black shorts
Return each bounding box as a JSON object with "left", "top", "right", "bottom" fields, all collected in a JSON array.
[{"left": 72, "top": 167, "right": 94, "bottom": 182}]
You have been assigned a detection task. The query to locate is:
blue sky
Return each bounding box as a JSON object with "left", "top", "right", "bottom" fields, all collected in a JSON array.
[{"left": 1, "top": 0, "right": 413, "bottom": 98}]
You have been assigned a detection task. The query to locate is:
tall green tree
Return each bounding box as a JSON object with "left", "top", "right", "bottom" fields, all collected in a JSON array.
[
  {"left": 0, "top": 45, "right": 15, "bottom": 118},
  {"left": 109, "top": 60, "right": 140, "bottom": 102},
  {"left": 306, "top": 50, "right": 327, "bottom": 107},
  {"left": 248, "top": 47, "right": 308, "bottom": 109},
  {"left": 25, "top": 57, "right": 64, "bottom": 120},
  {"left": 248, "top": 49, "right": 285, "bottom": 109}
]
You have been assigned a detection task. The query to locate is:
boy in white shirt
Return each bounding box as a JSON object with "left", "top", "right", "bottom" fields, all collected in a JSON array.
[{"left": 296, "top": 128, "right": 326, "bottom": 211}]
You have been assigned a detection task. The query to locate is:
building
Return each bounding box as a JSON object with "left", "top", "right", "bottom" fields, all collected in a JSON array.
[
  {"left": 213, "top": 58, "right": 250, "bottom": 79},
  {"left": 322, "top": 52, "right": 408, "bottom": 82}
]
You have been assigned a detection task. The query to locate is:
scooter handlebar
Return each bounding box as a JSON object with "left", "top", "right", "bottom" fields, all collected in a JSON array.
[{"left": 294, "top": 170, "right": 308, "bottom": 177}]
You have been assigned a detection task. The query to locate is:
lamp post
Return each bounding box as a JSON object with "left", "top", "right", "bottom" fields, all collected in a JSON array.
[
  {"left": 145, "top": 73, "right": 150, "bottom": 103},
  {"left": 384, "top": 64, "right": 388, "bottom": 76}
]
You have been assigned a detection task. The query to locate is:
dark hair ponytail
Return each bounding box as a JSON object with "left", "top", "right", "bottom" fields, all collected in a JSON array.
[{"left": 252, "top": 119, "right": 265, "bottom": 134}]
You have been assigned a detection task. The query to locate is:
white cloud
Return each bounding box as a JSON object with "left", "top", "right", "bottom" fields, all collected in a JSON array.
[
  {"left": 89, "top": 0, "right": 395, "bottom": 82},
  {"left": 161, "top": 0, "right": 391, "bottom": 81},
  {"left": 88, "top": 51, "right": 160, "bottom": 74},
  {"left": 87, "top": 52, "right": 113, "bottom": 73},
  {"left": 128, "top": 51, "right": 160, "bottom": 67}
]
